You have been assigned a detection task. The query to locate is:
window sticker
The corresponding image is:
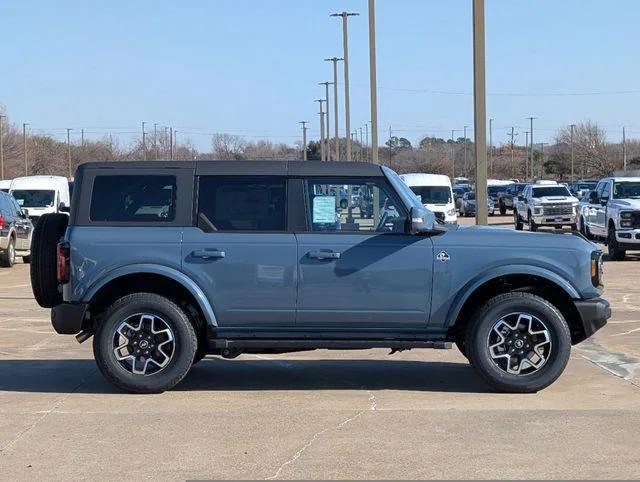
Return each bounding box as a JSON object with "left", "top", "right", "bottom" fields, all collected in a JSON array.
[{"left": 313, "top": 195, "right": 336, "bottom": 224}]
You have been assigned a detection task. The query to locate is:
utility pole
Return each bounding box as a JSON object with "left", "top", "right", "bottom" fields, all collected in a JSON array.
[
  {"left": 67, "top": 128, "right": 72, "bottom": 178},
  {"left": 524, "top": 131, "right": 529, "bottom": 181},
  {"left": 0, "top": 115, "right": 5, "bottom": 180},
  {"left": 450, "top": 129, "right": 458, "bottom": 178},
  {"left": 315, "top": 99, "right": 326, "bottom": 161},
  {"left": 622, "top": 126, "right": 627, "bottom": 171},
  {"left": 388, "top": 125, "right": 393, "bottom": 167},
  {"left": 570, "top": 124, "right": 576, "bottom": 181},
  {"left": 299, "top": 121, "right": 309, "bottom": 160},
  {"left": 463, "top": 125, "right": 468, "bottom": 177},
  {"left": 489, "top": 118, "right": 493, "bottom": 176},
  {"left": 169, "top": 127, "right": 174, "bottom": 160},
  {"left": 358, "top": 127, "right": 363, "bottom": 162},
  {"left": 142, "top": 121, "right": 147, "bottom": 160},
  {"left": 539, "top": 142, "right": 548, "bottom": 178},
  {"left": 154, "top": 123, "right": 158, "bottom": 160},
  {"left": 472, "top": 0, "right": 488, "bottom": 225},
  {"left": 324, "top": 57, "right": 343, "bottom": 161},
  {"left": 173, "top": 130, "right": 178, "bottom": 160},
  {"left": 364, "top": 123, "right": 370, "bottom": 162},
  {"left": 508, "top": 127, "right": 517, "bottom": 178},
  {"left": 319, "top": 82, "right": 332, "bottom": 160},
  {"left": 81, "top": 128, "right": 85, "bottom": 147},
  {"left": 527, "top": 117, "right": 536, "bottom": 180},
  {"left": 368, "top": 0, "right": 379, "bottom": 164},
  {"left": 23, "top": 123, "right": 29, "bottom": 176},
  {"left": 331, "top": 11, "right": 359, "bottom": 161}
]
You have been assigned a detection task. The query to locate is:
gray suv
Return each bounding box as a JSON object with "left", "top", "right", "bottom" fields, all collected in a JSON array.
[
  {"left": 0, "top": 191, "right": 33, "bottom": 267},
  {"left": 31, "top": 161, "right": 610, "bottom": 394}
]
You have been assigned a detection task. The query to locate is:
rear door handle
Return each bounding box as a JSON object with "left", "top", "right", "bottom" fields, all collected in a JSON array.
[
  {"left": 191, "top": 249, "right": 226, "bottom": 259},
  {"left": 307, "top": 250, "right": 341, "bottom": 260}
]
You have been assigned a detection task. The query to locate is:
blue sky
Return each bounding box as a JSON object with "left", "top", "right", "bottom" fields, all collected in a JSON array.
[{"left": 1, "top": 0, "right": 639, "bottom": 150}]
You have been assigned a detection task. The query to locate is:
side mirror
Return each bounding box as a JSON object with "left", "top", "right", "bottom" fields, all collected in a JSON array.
[
  {"left": 517, "top": 195, "right": 525, "bottom": 201},
  {"left": 588, "top": 191, "right": 599, "bottom": 205},
  {"left": 58, "top": 202, "right": 70, "bottom": 213},
  {"left": 600, "top": 196, "right": 609, "bottom": 206},
  {"left": 21, "top": 208, "right": 29, "bottom": 218},
  {"left": 409, "top": 206, "right": 445, "bottom": 234}
]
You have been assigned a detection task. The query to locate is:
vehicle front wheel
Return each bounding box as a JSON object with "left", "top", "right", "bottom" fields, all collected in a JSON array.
[
  {"left": 0, "top": 237, "right": 16, "bottom": 267},
  {"left": 499, "top": 203, "right": 506, "bottom": 215},
  {"left": 93, "top": 293, "right": 198, "bottom": 393},
  {"left": 528, "top": 212, "right": 538, "bottom": 232},
  {"left": 608, "top": 226, "right": 626, "bottom": 261},
  {"left": 465, "top": 292, "right": 571, "bottom": 393},
  {"left": 340, "top": 199, "right": 348, "bottom": 209}
]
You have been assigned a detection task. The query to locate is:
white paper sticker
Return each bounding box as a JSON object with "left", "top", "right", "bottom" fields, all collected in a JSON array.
[{"left": 313, "top": 196, "right": 336, "bottom": 224}]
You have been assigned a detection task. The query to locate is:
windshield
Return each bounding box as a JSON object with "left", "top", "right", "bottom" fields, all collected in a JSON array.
[
  {"left": 410, "top": 186, "right": 451, "bottom": 204},
  {"left": 577, "top": 183, "right": 596, "bottom": 190},
  {"left": 0, "top": 188, "right": 8, "bottom": 193},
  {"left": 11, "top": 189, "right": 56, "bottom": 208},
  {"left": 466, "top": 193, "right": 476, "bottom": 201},
  {"left": 487, "top": 186, "right": 505, "bottom": 195},
  {"left": 613, "top": 182, "right": 640, "bottom": 199},
  {"left": 531, "top": 186, "right": 571, "bottom": 197}
]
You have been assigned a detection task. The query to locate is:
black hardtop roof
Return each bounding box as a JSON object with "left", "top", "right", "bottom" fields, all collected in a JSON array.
[{"left": 77, "top": 160, "right": 384, "bottom": 177}]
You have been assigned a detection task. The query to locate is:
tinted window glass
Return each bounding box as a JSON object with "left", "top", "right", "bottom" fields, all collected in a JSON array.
[
  {"left": 90, "top": 175, "right": 176, "bottom": 222},
  {"left": 11, "top": 189, "right": 55, "bottom": 208},
  {"left": 409, "top": 186, "right": 451, "bottom": 204},
  {"left": 306, "top": 178, "right": 406, "bottom": 233},
  {"left": 531, "top": 186, "right": 571, "bottom": 197},
  {"left": 197, "top": 177, "right": 286, "bottom": 232},
  {"left": 613, "top": 182, "right": 640, "bottom": 199}
]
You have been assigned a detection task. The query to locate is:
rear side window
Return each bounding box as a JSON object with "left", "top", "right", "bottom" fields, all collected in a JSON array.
[
  {"left": 197, "top": 176, "right": 286, "bottom": 232},
  {"left": 90, "top": 175, "right": 176, "bottom": 222}
]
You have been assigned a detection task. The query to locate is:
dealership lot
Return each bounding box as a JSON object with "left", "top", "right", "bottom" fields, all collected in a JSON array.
[{"left": 1, "top": 216, "right": 639, "bottom": 480}]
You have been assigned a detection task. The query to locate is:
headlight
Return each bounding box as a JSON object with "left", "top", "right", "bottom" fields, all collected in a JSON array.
[
  {"left": 620, "top": 211, "right": 632, "bottom": 219},
  {"left": 446, "top": 208, "right": 456, "bottom": 216},
  {"left": 591, "top": 251, "right": 604, "bottom": 288},
  {"left": 534, "top": 207, "right": 542, "bottom": 214},
  {"left": 621, "top": 220, "right": 633, "bottom": 228}
]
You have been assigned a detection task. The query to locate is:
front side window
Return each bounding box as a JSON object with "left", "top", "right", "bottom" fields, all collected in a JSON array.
[
  {"left": 410, "top": 186, "right": 451, "bottom": 204},
  {"left": 11, "top": 189, "right": 55, "bottom": 208},
  {"left": 197, "top": 176, "right": 286, "bottom": 232},
  {"left": 613, "top": 181, "right": 640, "bottom": 199},
  {"left": 90, "top": 175, "right": 176, "bottom": 222},
  {"left": 306, "top": 178, "right": 406, "bottom": 233},
  {"left": 601, "top": 182, "right": 611, "bottom": 200}
]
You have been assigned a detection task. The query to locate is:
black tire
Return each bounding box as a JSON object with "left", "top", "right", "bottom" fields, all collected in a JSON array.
[
  {"left": 93, "top": 293, "right": 197, "bottom": 393},
  {"left": 22, "top": 255, "right": 31, "bottom": 264},
  {"left": 514, "top": 211, "right": 523, "bottom": 231},
  {"left": 570, "top": 223, "right": 577, "bottom": 232},
  {"left": 528, "top": 212, "right": 538, "bottom": 232},
  {"left": 465, "top": 292, "right": 571, "bottom": 393},
  {"left": 608, "top": 226, "right": 626, "bottom": 261},
  {"left": 499, "top": 203, "right": 506, "bottom": 215},
  {"left": 0, "top": 236, "right": 16, "bottom": 268},
  {"left": 30, "top": 213, "right": 68, "bottom": 308},
  {"left": 340, "top": 199, "right": 348, "bottom": 209},
  {"left": 192, "top": 350, "right": 207, "bottom": 365}
]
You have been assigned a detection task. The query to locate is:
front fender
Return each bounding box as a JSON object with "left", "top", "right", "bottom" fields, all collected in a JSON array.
[
  {"left": 82, "top": 263, "right": 218, "bottom": 326},
  {"left": 444, "top": 264, "right": 580, "bottom": 329}
]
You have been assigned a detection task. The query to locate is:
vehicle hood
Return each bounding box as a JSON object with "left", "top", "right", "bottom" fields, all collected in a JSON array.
[
  {"left": 532, "top": 196, "right": 578, "bottom": 204},
  {"left": 609, "top": 198, "right": 640, "bottom": 210}
]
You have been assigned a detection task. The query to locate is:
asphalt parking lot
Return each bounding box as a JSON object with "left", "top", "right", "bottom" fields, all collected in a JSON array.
[{"left": 1, "top": 215, "right": 639, "bottom": 480}]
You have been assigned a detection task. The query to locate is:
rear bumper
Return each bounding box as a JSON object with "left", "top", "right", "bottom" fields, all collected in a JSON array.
[
  {"left": 573, "top": 297, "right": 611, "bottom": 343},
  {"left": 51, "top": 302, "right": 88, "bottom": 335}
]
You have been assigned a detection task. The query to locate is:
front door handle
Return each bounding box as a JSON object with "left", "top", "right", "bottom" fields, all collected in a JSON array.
[
  {"left": 191, "top": 249, "right": 226, "bottom": 259},
  {"left": 307, "top": 250, "right": 341, "bottom": 260}
]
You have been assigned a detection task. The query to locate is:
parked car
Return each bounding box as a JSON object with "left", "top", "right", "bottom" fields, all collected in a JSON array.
[
  {"left": 514, "top": 182, "right": 579, "bottom": 231},
  {"left": 0, "top": 180, "right": 11, "bottom": 193},
  {"left": 0, "top": 191, "right": 34, "bottom": 267},
  {"left": 459, "top": 191, "right": 494, "bottom": 217},
  {"left": 583, "top": 176, "right": 640, "bottom": 260},
  {"left": 575, "top": 190, "right": 595, "bottom": 239},
  {"left": 9, "top": 175, "right": 70, "bottom": 226},
  {"left": 399, "top": 173, "right": 457, "bottom": 224},
  {"left": 498, "top": 183, "right": 528, "bottom": 215},
  {"left": 568, "top": 180, "right": 598, "bottom": 199},
  {"left": 32, "top": 160, "right": 609, "bottom": 394},
  {"left": 487, "top": 185, "right": 506, "bottom": 211}
]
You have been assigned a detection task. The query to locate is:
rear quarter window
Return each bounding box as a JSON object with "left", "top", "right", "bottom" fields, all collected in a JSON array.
[{"left": 89, "top": 175, "right": 177, "bottom": 222}]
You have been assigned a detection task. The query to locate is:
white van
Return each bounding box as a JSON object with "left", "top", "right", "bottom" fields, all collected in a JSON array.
[
  {"left": 9, "top": 175, "right": 70, "bottom": 224},
  {"left": 399, "top": 173, "right": 457, "bottom": 224},
  {"left": 0, "top": 180, "right": 11, "bottom": 193}
]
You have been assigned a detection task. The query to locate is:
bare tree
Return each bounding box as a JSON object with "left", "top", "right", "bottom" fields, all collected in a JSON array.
[
  {"left": 556, "top": 121, "right": 616, "bottom": 177},
  {"left": 211, "top": 133, "right": 246, "bottom": 160}
]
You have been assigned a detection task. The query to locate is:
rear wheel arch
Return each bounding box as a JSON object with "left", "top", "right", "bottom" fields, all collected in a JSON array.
[{"left": 448, "top": 272, "right": 585, "bottom": 345}]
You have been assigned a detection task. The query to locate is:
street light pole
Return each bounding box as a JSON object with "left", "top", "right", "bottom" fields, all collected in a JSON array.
[
  {"left": 463, "top": 125, "right": 468, "bottom": 178},
  {"left": 622, "top": 126, "right": 627, "bottom": 171},
  {"left": 67, "top": 128, "right": 72, "bottom": 178},
  {"left": 368, "top": 0, "right": 379, "bottom": 164},
  {"left": 23, "top": 123, "right": 29, "bottom": 176},
  {"left": 0, "top": 115, "right": 5, "bottom": 180},
  {"left": 142, "top": 121, "right": 147, "bottom": 160},
  {"left": 489, "top": 118, "right": 493, "bottom": 176},
  {"left": 570, "top": 124, "right": 576, "bottom": 180},
  {"left": 527, "top": 117, "right": 536, "bottom": 180},
  {"left": 451, "top": 129, "right": 457, "bottom": 178},
  {"left": 524, "top": 131, "right": 529, "bottom": 181},
  {"left": 324, "top": 57, "right": 343, "bottom": 161},
  {"left": 364, "top": 123, "right": 369, "bottom": 162},
  {"left": 315, "top": 99, "right": 326, "bottom": 161},
  {"left": 319, "top": 82, "right": 332, "bottom": 160},
  {"left": 299, "top": 121, "right": 309, "bottom": 160},
  {"left": 154, "top": 123, "right": 158, "bottom": 160},
  {"left": 472, "top": 0, "right": 488, "bottom": 225},
  {"left": 331, "top": 11, "right": 359, "bottom": 161}
]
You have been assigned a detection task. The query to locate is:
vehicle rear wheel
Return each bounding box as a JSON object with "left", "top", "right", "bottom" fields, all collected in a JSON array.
[
  {"left": 0, "top": 236, "right": 16, "bottom": 268},
  {"left": 93, "top": 293, "right": 197, "bottom": 393},
  {"left": 22, "top": 254, "right": 31, "bottom": 264},
  {"left": 465, "top": 292, "right": 571, "bottom": 393},
  {"left": 30, "top": 213, "right": 69, "bottom": 307},
  {"left": 608, "top": 226, "right": 626, "bottom": 261},
  {"left": 528, "top": 212, "right": 538, "bottom": 232},
  {"left": 340, "top": 199, "right": 348, "bottom": 209},
  {"left": 514, "top": 210, "right": 523, "bottom": 231},
  {"left": 499, "top": 203, "right": 506, "bottom": 215}
]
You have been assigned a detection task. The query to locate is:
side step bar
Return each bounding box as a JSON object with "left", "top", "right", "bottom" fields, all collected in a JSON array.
[{"left": 211, "top": 339, "right": 452, "bottom": 350}]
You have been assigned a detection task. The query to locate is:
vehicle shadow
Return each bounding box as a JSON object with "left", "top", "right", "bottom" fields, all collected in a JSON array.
[{"left": 0, "top": 358, "right": 493, "bottom": 394}]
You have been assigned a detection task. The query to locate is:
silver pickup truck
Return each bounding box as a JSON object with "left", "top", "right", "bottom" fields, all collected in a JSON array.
[{"left": 29, "top": 161, "right": 610, "bottom": 394}]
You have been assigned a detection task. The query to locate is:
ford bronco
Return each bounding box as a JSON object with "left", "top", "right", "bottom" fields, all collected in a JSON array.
[{"left": 31, "top": 161, "right": 610, "bottom": 393}]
